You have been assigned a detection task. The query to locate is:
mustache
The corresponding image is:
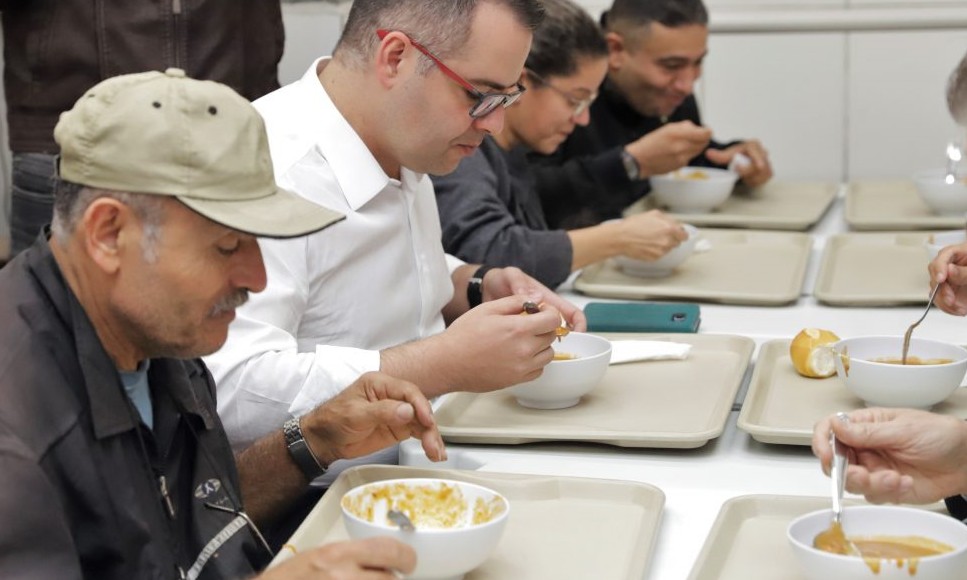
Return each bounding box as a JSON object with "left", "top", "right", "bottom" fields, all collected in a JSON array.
[{"left": 209, "top": 290, "right": 250, "bottom": 317}]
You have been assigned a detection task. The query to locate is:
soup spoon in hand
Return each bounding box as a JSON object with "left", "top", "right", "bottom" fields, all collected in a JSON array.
[
  {"left": 901, "top": 284, "right": 940, "bottom": 365},
  {"left": 814, "top": 413, "right": 860, "bottom": 556}
]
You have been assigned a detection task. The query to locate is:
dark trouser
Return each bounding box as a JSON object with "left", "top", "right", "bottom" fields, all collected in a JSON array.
[{"left": 10, "top": 153, "right": 57, "bottom": 256}]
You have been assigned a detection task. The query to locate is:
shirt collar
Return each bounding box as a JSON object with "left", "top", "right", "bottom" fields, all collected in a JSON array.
[{"left": 298, "top": 58, "right": 426, "bottom": 210}]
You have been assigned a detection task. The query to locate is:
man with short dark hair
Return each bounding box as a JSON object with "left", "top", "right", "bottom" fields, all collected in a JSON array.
[
  {"left": 0, "top": 69, "right": 445, "bottom": 579},
  {"left": 206, "top": 0, "right": 587, "bottom": 467},
  {"left": 534, "top": 0, "right": 774, "bottom": 229}
]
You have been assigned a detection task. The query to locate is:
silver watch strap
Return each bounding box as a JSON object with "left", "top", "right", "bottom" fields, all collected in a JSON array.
[{"left": 283, "top": 417, "right": 326, "bottom": 480}]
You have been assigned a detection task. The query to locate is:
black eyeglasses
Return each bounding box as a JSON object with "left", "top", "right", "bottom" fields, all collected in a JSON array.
[
  {"left": 526, "top": 69, "right": 596, "bottom": 117},
  {"left": 377, "top": 29, "right": 525, "bottom": 118}
]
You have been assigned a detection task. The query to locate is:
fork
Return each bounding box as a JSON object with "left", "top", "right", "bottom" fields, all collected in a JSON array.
[{"left": 901, "top": 284, "right": 941, "bottom": 365}]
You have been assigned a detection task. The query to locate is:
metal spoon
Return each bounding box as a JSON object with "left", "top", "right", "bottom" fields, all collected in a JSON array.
[
  {"left": 944, "top": 141, "right": 962, "bottom": 185},
  {"left": 901, "top": 284, "right": 940, "bottom": 365},
  {"left": 387, "top": 509, "right": 415, "bottom": 531},
  {"left": 814, "top": 412, "right": 860, "bottom": 556}
]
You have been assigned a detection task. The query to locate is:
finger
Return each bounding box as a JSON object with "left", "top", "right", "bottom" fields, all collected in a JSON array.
[
  {"left": 944, "top": 264, "right": 967, "bottom": 287},
  {"left": 420, "top": 426, "right": 447, "bottom": 462},
  {"left": 337, "top": 537, "right": 417, "bottom": 575},
  {"left": 811, "top": 418, "right": 834, "bottom": 473},
  {"left": 702, "top": 147, "right": 730, "bottom": 165},
  {"left": 740, "top": 141, "right": 769, "bottom": 170},
  {"left": 861, "top": 470, "right": 914, "bottom": 504}
]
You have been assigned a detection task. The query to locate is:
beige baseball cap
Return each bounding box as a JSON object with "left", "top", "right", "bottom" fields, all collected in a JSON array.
[{"left": 54, "top": 68, "right": 343, "bottom": 238}]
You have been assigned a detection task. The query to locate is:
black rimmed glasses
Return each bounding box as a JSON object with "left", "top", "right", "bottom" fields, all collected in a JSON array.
[
  {"left": 377, "top": 29, "right": 525, "bottom": 118},
  {"left": 526, "top": 69, "right": 596, "bottom": 117}
]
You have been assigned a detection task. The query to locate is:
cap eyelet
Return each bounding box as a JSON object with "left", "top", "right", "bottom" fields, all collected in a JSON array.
[
  {"left": 208, "top": 106, "right": 217, "bottom": 115},
  {"left": 152, "top": 101, "right": 162, "bottom": 109}
]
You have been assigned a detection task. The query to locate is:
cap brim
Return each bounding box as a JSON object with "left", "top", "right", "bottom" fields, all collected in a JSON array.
[{"left": 177, "top": 186, "right": 344, "bottom": 239}]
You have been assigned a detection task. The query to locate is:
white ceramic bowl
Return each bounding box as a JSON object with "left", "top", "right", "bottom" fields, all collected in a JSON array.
[
  {"left": 507, "top": 332, "right": 612, "bottom": 409},
  {"left": 913, "top": 169, "right": 967, "bottom": 214},
  {"left": 832, "top": 336, "right": 967, "bottom": 409},
  {"left": 615, "top": 224, "right": 699, "bottom": 278},
  {"left": 788, "top": 505, "right": 967, "bottom": 580},
  {"left": 649, "top": 166, "right": 738, "bottom": 214},
  {"left": 341, "top": 478, "right": 509, "bottom": 580},
  {"left": 925, "top": 230, "right": 966, "bottom": 261}
]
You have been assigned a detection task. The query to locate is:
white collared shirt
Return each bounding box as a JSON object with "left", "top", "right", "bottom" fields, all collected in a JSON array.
[{"left": 205, "top": 58, "right": 463, "bottom": 451}]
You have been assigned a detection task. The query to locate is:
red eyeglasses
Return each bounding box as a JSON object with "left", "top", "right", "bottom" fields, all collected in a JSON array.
[{"left": 377, "top": 29, "right": 525, "bottom": 119}]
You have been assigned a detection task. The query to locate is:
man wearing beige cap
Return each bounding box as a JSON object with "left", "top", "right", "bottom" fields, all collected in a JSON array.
[{"left": 0, "top": 68, "right": 446, "bottom": 579}]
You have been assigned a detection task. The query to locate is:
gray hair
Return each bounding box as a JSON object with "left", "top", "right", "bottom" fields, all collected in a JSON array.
[
  {"left": 51, "top": 179, "right": 164, "bottom": 262},
  {"left": 335, "top": 0, "right": 545, "bottom": 71},
  {"left": 948, "top": 52, "right": 967, "bottom": 126},
  {"left": 526, "top": 0, "right": 607, "bottom": 79},
  {"left": 602, "top": 0, "right": 708, "bottom": 40}
]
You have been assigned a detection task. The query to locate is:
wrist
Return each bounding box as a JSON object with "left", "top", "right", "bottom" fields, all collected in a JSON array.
[
  {"left": 466, "top": 264, "right": 495, "bottom": 309},
  {"left": 283, "top": 417, "right": 330, "bottom": 480},
  {"left": 620, "top": 149, "right": 640, "bottom": 181}
]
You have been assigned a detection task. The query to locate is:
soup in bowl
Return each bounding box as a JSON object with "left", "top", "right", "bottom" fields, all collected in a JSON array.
[
  {"left": 788, "top": 505, "right": 967, "bottom": 580},
  {"left": 341, "top": 478, "right": 509, "bottom": 580},
  {"left": 832, "top": 336, "right": 967, "bottom": 408},
  {"left": 507, "top": 332, "right": 612, "bottom": 409},
  {"left": 649, "top": 166, "right": 738, "bottom": 213}
]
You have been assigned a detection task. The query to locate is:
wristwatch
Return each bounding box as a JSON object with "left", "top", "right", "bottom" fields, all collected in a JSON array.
[
  {"left": 467, "top": 265, "right": 494, "bottom": 309},
  {"left": 283, "top": 417, "right": 327, "bottom": 480},
  {"left": 620, "top": 149, "right": 640, "bottom": 181}
]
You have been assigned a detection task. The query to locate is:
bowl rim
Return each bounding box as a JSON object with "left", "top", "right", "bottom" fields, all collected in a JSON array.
[
  {"left": 340, "top": 477, "right": 510, "bottom": 533},
  {"left": 650, "top": 166, "right": 738, "bottom": 182},
  {"left": 787, "top": 505, "right": 967, "bottom": 563},
  {"left": 832, "top": 335, "right": 967, "bottom": 367},
  {"left": 548, "top": 332, "right": 613, "bottom": 364}
]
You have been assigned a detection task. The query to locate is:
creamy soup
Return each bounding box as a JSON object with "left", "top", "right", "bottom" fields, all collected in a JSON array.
[
  {"left": 870, "top": 356, "right": 954, "bottom": 366},
  {"left": 815, "top": 524, "right": 954, "bottom": 575}
]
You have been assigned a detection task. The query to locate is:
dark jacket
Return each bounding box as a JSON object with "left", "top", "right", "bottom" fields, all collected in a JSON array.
[
  {"left": 531, "top": 79, "right": 737, "bottom": 230},
  {"left": 432, "top": 136, "right": 573, "bottom": 288},
  {"left": 1, "top": 0, "right": 284, "bottom": 153},
  {"left": 0, "top": 235, "right": 264, "bottom": 579}
]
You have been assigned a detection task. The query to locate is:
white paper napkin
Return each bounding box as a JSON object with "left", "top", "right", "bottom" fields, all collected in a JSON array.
[{"left": 609, "top": 340, "right": 692, "bottom": 365}]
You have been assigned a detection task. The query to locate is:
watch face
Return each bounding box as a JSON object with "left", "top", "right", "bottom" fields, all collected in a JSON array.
[{"left": 622, "top": 152, "right": 639, "bottom": 180}]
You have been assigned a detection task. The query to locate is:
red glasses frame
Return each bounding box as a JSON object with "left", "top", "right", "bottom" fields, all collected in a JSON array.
[{"left": 376, "top": 29, "right": 525, "bottom": 118}]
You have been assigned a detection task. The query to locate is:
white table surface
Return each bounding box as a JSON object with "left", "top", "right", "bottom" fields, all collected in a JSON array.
[{"left": 400, "top": 189, "right": 967, "bottom": 580}]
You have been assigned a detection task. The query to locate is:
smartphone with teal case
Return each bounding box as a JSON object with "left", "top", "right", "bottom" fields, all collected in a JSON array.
[{"left": 584, "top": 301, "right": 701, "bottom": 333}]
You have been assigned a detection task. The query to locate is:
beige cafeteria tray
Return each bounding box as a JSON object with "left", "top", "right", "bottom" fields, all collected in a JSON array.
[
  {"left": 436, "top": 333, "right": 754, "bottom": 448},
  {"left": 813, "top": 232, "right": 933, "bottom": 306},
  {"left": 688, "top": 495, "right": 950, "bottom": 579},
  {"left": 271, "top": 465, "right": 665, "bottom": 580},
  {"left": 574, "top": 229, "right": 811, "bottom": 305},
  {"left": 628, "top": 180, "right": 838, "bottom": 230},
  {"left": 845, "top": 179, "right": 965, "bottom": 230},
  {"left": 737, "top": 339, "right": 967, "bottom": 446}
]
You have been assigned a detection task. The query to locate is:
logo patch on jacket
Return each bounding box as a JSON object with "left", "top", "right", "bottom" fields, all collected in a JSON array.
[{"left": 194, "top": 478, "right": 222, "bottom": 499}]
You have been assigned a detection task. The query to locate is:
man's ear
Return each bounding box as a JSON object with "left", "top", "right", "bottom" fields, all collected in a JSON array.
[
  {"left": 374, "top": 30, "right": 410, "bottom": 89},
  {"left": 605, "top": 31, "right": 626, "bottom": 70},
  {"left": 81, "top": 198, "right": 132, "bottom": 275}
]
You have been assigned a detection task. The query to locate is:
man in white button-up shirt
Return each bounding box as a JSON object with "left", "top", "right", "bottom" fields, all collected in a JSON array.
[{"left": 205, "top": 0, "right": 587, "bottom": 464}]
